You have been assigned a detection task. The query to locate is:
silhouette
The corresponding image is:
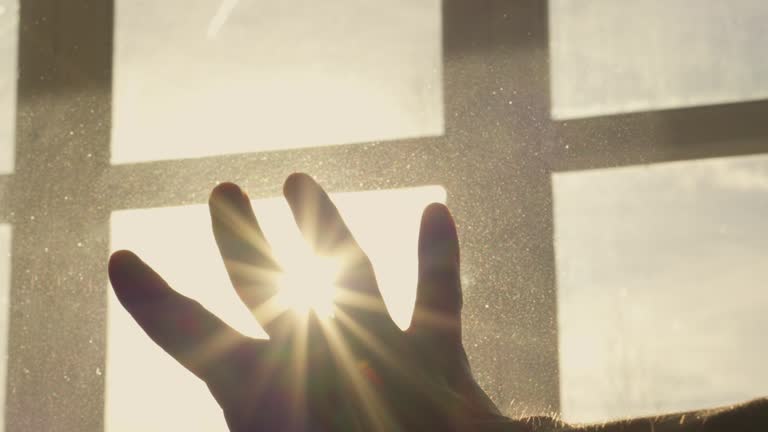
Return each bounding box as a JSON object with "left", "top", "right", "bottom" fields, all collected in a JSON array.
[{"left": 108, "top": 173, "right": 766, "bottom": 431}]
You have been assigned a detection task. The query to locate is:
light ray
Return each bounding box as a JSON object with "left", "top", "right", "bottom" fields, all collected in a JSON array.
[
  {"left": 332, "top": 309, "right": 402, "bottom": 371},
  {"left": 220, "top": 259, "right": 280, "bottom": 291},
  {"left": 107, "top": 186, "right": 445, "bottom": 430},
  {"left": 287, "top": 313, "right": 309, "bottom": 429},
  {"left": 211, "top": 196, "right": 275, "bottom": 257},
  {"left": 246, "top": 295, "right": 291, "bottom": 330},
  {"left": 334, "top": 288, "right": 392, "bottom": 315},
  {"left": 318, "top": 319, "right": 397, "bottom": 431}
]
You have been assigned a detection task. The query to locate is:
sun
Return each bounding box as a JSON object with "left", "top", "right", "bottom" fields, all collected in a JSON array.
[{"left": 272, "top": 251, "right": 342, "bottom": 319}]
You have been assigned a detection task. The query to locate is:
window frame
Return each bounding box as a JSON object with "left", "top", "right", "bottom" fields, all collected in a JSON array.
[{"left": 2, "top": 1, "right": 768, "bottom": 430}]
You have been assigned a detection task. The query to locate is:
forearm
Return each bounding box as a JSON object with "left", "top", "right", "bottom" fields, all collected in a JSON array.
[
  {"left": 482, "top": 398, "right": 768, "bottom": 432},
  {"left": 570, "top": 398, "right": 768, "bottom": 432},
  {"left": 562, "top": 398, "right": 768, "bottom": 432}
]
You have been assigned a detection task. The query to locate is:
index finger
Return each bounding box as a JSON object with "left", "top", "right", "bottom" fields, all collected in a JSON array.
[
  {"left": 108, "top": 250, "right": 252, "bottom": 380},
  {"left": 282, "top": 173, "right": 394, "bottom": 331},
  {"left": 209, "top": 182, "right": 290, "bottom": 337}
]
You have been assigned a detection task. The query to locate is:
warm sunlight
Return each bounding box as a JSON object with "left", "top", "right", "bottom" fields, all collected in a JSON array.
[
  {"left": 111, "top": 0, "right": 442, "bottom": 163},
  {"left": 553, "top": 156, "right": 768, "bottom": 423},
  {"left": 106, "top": 185, "right": 445, "bottom": 432},
  {"left": 272, "top": 251, "right": 342, "bottom": 319}
]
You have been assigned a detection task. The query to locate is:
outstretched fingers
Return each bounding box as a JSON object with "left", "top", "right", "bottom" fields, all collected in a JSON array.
[
  {"left": 209, "top": 182, "right": 291, "bottom": 337},
  {"left": 410, "top": 203, "right": 463, "bottom": 346},
  {"left": 282, "top": 173, "right": 362, "bottom": 258},
  {"left": 282, "top": 173, "right": 393, "bottom": 331},
  {"left": 108, "top": 250, "right": 257, "bottom": 381}
]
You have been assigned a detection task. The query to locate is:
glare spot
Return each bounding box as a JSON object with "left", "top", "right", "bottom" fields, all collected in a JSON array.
[
  {"left": 273, "top": 253, "right": 341, "bottom": 319},
  {"left": 107, "top": 185, "right": 446, "bottom": 431}
]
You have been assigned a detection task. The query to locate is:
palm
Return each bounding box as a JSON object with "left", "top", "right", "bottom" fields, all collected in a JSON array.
[{"left": 108, "top": 174, "right": 502, "bottom": 431}]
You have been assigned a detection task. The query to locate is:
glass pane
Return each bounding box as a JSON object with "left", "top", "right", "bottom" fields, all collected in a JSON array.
[
  {"left": 0, "top": 224, "right": 11, "bottom": 432},
  {"left": 0, "top": 0, "right": 17, "bottom": 174},
  {"left": 553, "top": 154, "right": 768, "bottom": 423},
  {"left": 549, "top": 0, "right": 768, "bottom": 119},
  {"left": 105, "top": 186, "right": 445, "bottom": 431},
  {"left": 111, "top": 0, "right": 443, "bottom": 164}
]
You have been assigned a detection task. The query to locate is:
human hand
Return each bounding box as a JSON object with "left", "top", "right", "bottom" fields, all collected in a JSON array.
[{"left": 108, "top": 173, "right": 507, "bottom": 431}]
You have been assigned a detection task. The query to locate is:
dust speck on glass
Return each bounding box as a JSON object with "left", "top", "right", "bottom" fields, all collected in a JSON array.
[{"left": 1, "top": 0, "right": 768, "bottom": 431}]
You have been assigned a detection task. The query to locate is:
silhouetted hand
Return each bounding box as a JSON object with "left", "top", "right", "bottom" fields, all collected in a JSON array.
[
  {"left": 108, "top": 173, "right": 768, "bottom": 432},
  {"left": 108, "top": 173, "right": 508, "bottom": 431}
]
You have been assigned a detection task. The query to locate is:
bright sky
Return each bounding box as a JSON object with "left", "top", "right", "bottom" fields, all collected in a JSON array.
[
  {"left": 111, "top": 0, "right": 443, "bottom": 164},
  {"left": 554, "top": 153, "right": 768, "bottom": 423},
  {"left": 550, "top": 0, "right": 768, "bottom": 119},
  {"left": 0, "top": 0, "right": 17, "bottom": 174}
]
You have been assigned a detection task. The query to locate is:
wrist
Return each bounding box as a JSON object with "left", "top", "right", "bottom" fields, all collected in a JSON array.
[{"left": 470, "top": 415, "right": 560, "bottom": 432}]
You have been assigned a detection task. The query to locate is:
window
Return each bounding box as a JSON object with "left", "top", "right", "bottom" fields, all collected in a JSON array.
[
  {"left": 553, "top": 154, "right": 768, "bottom": 423},
  {"left": 2, "top": 1, "right": 768, "bottom": 430},
  {"left": 549, "top": 0, "right": 768, "bottom": 119},
  {"left": 111, "top": 0, "right": 443, "bottom": 163},
  {"left": 0, "top": 0, "right": 16, "bottom": 174},
  {"left": 106, "top": 187, "right": 444, "bottom": 431}
]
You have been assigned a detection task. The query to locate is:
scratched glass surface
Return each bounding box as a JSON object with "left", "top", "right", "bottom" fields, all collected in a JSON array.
[
  {"left": 554, "top": 154, "right": 768, "bottom": 423},
  {"left": 105, "top": 187, "right": 445, "bottom": 432}
]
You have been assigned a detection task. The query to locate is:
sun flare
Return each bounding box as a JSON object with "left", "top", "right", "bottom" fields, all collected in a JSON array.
[
  {"left": 273, "top": 252, "right": 342, "bottom": 319},
  {"left": 107, "top": 186, "right": 446, "bottom": 431}
]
